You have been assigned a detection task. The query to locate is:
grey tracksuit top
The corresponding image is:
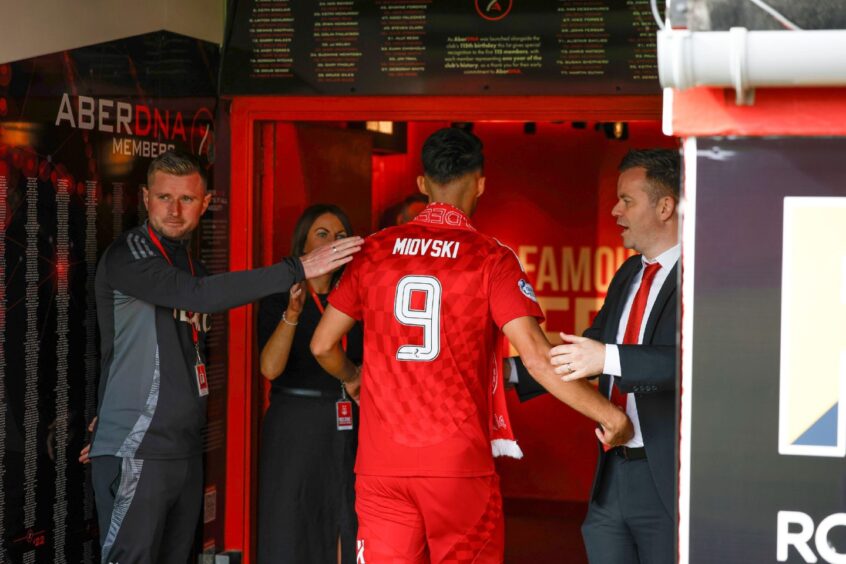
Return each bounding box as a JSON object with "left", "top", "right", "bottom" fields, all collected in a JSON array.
[{"left": 91, "top": 222, "right": 305, "bottom": 459}]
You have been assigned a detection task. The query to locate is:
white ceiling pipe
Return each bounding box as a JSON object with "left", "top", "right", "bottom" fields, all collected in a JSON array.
[{"left": 658, "top": 28, "right": 846, "bottom": 105}]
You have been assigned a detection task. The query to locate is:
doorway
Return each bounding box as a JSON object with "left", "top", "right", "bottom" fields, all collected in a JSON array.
[{"left": 223, "top": 96, "right": 666, "bottom": 563}]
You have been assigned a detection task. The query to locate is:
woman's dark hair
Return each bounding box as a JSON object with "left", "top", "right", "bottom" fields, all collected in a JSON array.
[{"left": 290, "top": 204, "right": 354, "bottom": 287}]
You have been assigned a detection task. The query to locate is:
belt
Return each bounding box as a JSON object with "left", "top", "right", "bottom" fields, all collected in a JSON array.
[
  {"left": 612, "top": 446, "right": 646, "bottom": 461},
  {"left": 276, "top": 386, "right": 330, "bottom": 398}
]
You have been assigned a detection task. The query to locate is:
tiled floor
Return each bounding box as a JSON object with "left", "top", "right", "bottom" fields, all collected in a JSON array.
[{"left": 504, "top": 498, "right": 589, "bottom": 564}]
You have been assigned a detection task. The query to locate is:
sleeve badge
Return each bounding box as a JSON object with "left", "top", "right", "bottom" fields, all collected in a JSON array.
[{"left": 518, "top": 279, "right": 538, "bottom": 303}]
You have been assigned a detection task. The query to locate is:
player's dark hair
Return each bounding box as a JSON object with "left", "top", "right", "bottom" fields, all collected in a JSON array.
[
  {"left": 618, "top": 148, "right": 680, "bottom": 203},
  {"left": 421, "top": 127, "right": 484, "bottom": 185},
  {"left": 147, "top": 150, "right": 207, "bottom": 191},
  {"left": 291, "top": 204, "right": 354, "bottom": 287}
]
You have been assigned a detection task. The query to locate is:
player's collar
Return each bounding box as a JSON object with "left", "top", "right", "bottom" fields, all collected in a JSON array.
[{"left": 411, "top": 202, "right": 476, "bottom": 231}]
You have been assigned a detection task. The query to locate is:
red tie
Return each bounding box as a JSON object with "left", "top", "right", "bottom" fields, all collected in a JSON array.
[
  {"left": 623, "top": 262, "right": 662, "bottom": 346},
  {"left": 609, "top": 262, "right": 662, "bottom": 417}
]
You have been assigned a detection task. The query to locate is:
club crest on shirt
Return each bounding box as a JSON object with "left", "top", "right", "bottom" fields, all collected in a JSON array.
[{"left": 518, "top": 279, "right": 537, "bottom": 302}]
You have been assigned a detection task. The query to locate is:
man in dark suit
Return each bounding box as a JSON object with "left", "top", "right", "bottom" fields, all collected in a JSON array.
[{"left": 512, "top": 148, "right": 680, "bottom": 564}]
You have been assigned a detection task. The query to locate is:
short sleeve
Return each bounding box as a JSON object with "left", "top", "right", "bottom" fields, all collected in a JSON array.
[
  {"left": 257, "top": 292, "right": 289, "bottom": 351},
  {"left": 489, "top": 249, "right": 545, "bottom": 328},
  {"left": 328, "top": 254, "right": 364, "bottom": 320}
]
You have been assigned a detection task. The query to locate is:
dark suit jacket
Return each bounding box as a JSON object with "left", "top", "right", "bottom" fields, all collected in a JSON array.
[{"left": 515, "top": 254, "right": 678, "bottom": 517}]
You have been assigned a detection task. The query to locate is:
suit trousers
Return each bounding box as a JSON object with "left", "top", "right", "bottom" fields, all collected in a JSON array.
[{"left": 581, "top": 453, "right": 673, "bottom": 564}]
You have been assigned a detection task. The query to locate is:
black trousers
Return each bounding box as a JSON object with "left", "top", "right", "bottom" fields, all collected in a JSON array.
[
  {"left": 92, "top": 455, "right": 202, "bottom": 564},
  {"left": 581, "top": 453, "right": 674, "bottom": 564},
  {"left": 257, "top": 393, "right": 358, "bottom": 564}
]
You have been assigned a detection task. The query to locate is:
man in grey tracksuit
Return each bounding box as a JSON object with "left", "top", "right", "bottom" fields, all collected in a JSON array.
[{"left": 89, "top": 151, "right": 361, "bottom": 564}]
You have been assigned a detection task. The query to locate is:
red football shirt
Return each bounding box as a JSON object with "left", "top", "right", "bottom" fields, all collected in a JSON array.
[{"left": 329, "top": 203, "right": 544, "bottom": 477}]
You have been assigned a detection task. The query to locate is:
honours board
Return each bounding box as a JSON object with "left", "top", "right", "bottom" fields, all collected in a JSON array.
[
  {"left": 0, "top": 32, "right": 225, "bottom": 563},
  {"left": 221, "top": 0, "right": 660, "bottom": 95}
]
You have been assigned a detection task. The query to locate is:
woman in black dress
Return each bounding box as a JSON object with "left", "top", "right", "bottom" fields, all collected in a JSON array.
[{"left": 256, "top": 204, "right": 363, "bottom": 564}]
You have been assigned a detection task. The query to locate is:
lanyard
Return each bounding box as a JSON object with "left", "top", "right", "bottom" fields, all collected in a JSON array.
[
  {"left": 147, "top": 224, "right": 200, "bottom": 349},
  {"left": 147, "top": 224, "right": 195, "bottom": 274}
]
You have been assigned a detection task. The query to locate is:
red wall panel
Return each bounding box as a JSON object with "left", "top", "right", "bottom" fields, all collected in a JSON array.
[
  {"left": 371, "top": 153, "right": 413, "bottom": 230},
  {"left": 671, "top": 86, "right": 846, "bottom": 137}
]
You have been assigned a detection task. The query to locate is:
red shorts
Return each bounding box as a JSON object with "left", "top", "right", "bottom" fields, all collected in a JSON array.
[{"left": 355, "top": 474, "right": 503, "bottom": 564}]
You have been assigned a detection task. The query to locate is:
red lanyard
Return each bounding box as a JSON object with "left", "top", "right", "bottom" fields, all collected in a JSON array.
[
  {"left": 308, "top": 283, "right": 346, "bottom": 352},
  {"left": 147, "top": 224, "right": 195, "bottom": 275},
  {"left": 147, "top": 224, "right": 200, "bottom": 347}
]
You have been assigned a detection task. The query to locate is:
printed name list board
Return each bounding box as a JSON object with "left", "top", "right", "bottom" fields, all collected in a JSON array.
[
  {"left": 0, "top": 32, "right": 224, "bottom": 563},
  {"left": 221, "top": 0, "right": 660, "bottom": 95}
]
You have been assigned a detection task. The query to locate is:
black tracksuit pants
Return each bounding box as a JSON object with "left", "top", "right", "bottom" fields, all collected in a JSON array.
[{"left": 92, "top": 455, "right": 202, "bottom": 564}]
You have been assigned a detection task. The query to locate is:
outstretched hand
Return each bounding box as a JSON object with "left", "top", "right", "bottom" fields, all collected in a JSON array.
[
  {"left": 550, "top": 333, "right": 605, "bottom": 382},
  {"left": 300, "top": 236, "right": 363, "bottom": 280}
]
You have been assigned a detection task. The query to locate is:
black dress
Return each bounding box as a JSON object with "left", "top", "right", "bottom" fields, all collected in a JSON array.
[{"left": 256, "top": 291, "right": 363, "bottom": 564}]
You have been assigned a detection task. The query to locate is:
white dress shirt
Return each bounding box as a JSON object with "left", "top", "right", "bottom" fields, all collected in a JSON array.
[{"left": 603, "top": 245, "right": 680, "bottom": 448}]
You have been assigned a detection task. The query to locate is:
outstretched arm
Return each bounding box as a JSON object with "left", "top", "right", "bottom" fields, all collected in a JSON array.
[
  {"left": 300, "top": 236, "right": 363, "bottom": 279},
  {"left": 550, "top": 335, "right": 676, "bottom": 392},
  {"left": 503, "top": 316, "right": 633, "bottom": 447},
  {"left": 106, "top": 235, "right": 362, "bottom": 314}
]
